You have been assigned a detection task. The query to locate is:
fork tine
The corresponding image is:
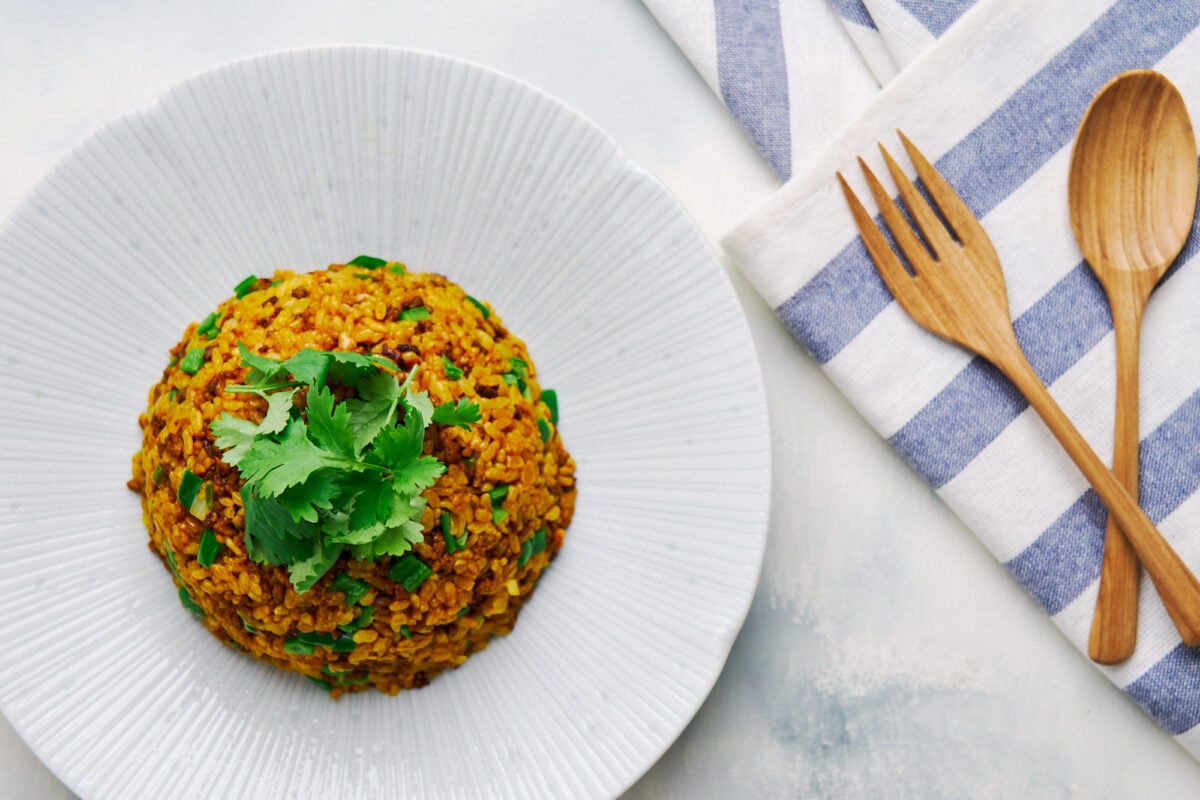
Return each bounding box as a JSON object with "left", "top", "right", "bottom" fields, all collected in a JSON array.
[
  {"left": 857, "top": 157, "right": 935, "bottom": 276},
  {"left": 878, "top": 144, "right": 957, "bottom": 258},
  {"left": 837, "top": 172, "right": 916, "bottom": 306},
  {"left": 896, "top": 130, "right": 985, "bottom": 245}
]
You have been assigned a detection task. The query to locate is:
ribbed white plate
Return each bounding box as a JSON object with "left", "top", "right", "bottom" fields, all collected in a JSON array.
[{"left": 0, "top": 47, "right": 769, "bottom": 800}]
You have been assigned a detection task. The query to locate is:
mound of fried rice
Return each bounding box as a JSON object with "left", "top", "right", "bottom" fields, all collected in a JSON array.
[{"left": 128, "top": 262, "right": 575, "bottom": 696}]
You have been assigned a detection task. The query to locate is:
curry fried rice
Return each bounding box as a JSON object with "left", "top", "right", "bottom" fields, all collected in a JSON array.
[{"left": 128, "top": 261, "right": 576, "bottom": 696}]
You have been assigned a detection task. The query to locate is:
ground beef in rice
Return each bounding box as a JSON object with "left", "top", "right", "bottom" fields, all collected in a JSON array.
[{"left": 127, "top": 262, "right": 576, "bottom": 696}]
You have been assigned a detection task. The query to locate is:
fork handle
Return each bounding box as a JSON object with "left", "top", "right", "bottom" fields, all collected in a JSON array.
[{"left": 998, "top": 348, "right": 1200, "bottom": 648}]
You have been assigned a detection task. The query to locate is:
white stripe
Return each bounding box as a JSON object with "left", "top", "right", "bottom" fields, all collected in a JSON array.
[
  {"left": 725, "top": 0, "right": 1114, "bottom": 306},
  {"left": 861, "top": 0, "right": 935, "bottom": 69},
  {"left": 778, "top": 0, "right": 881, "bottom": 172},
  {"left": 840, "top": 18, "right": 899, "bottom": 84},
  {"left": 640, "top": 0, "right": 719, "bottom": 96}
]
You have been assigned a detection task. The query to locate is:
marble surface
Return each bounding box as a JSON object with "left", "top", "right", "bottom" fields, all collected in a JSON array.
[{"left": 1, "top": 1, "right": 1199, "bottom": 797}]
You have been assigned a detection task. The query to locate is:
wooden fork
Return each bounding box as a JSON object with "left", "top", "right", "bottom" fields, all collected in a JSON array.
[{"left": 838, "top": 131, "right": 1200, "bottom": 647}]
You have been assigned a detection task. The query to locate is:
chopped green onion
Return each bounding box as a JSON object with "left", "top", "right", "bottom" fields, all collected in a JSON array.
[
  {"left": 233, "top": 274, "right": 258, "bottom": 298},
  {"left": 330, "top": 573, "right": 369, "bottom": 607},
  {"left": 398, "top": 306, "right": 430, "bottom": 322},
  {"left": 178, "top": 587, "right": 204, "bottom": 617},
  {"left": 465, "top": 295, "right": 490, "bottom": 319},
  {"left": 295, "top": 631, "right": 337, "bottom": 647},
  {"left": 531, "top": 528, "right": 548, "bottom": 555},
  {"left": 177, "top": 470, "right": 203, "bottom": 509},
  {"left": 241, "top": 617, "right": 257, "bottom": 634},
  {"left": 537, "top": 418, "right": 552, "bottom": 442},
  {"left": 492, "top": 507, "right": 508, "bottom": 524},
  {"left": 347, "top": 255, "right": 387, "bottom": 269},
  {"left": 197, "top": 529, "right": 221, "bottom": 568},
  {"left": 487, "top": 485, "right": 509, "bottom": 504},
  {"left": 167, "top": 355, "right": 178, "bottom": 368},
  {"left": 269, "top": 279, "right": 283, "bottom": 287},
  {"left": 399, "top": 624, "right": 411, "bottom": 639},
  {"left": 541, "top": 389, "right": 558, "bottom": 424},
  {"left": 332, "top": 637, "right": 357, "bottom": 653},
  {"left": 197, "top": 312, "right": 220, "bottom": 339},
  {"left": 518, "top": 538, "right": 533, "bottom": 568},
  {"left": 306, "top": 676, "right": 333, "bottom": 691},
  {"left": 284, "top": 638, "right": 315, "bottom": 656},
  {"left": 440, "top": 511, "right": 467, "bottom": 554},
  {"left": 457, "top": 605, "right": 470, "bottom": 618},
  {"left": 166, "top": 389, "right": 179, "bottom": 402},
  {"left": 354, "top": 272, "right": 375, "bottom": 280},
  {"left": 164, "top": 545, "right": 180, "bottom": 579},
  {"left": 442, "top": 355, "right": 464, "bottom": 380},
  {"left": 179, "top": 347, "right": 206, "bottom": 375},
  {"left": 389, "top": 554, "right": 432, "bottom": 593},
  {"left": 339, "top": 606, "right": 375, "bottom": 635},
  {"left": 151, "top": 464, "right": 165, "bottom": 485},
  {"left": 389, "top": 264, "right": 407, "bottom": 274},
  {"left": 509, "top": 358, "right": 529, "bottom": 378}
]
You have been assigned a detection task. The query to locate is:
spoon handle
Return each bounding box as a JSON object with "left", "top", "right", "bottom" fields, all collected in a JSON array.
[
  {"left": 996, "top": 346, "right": 1200, "bottom": 647},
  {"left": 1089, "top": 303, "right": 1144, "bottom": 664}
]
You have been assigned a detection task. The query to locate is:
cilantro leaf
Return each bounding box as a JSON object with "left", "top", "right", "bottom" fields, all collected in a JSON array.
[
  {"left": 238, "top": 417, "right": 359, "bottom": 497},
  {"left": 343, "top": 471, "right": 395, "bottom": 532},
  {"left": 210, "top": 414, "right": 260, "bottom": 466},
  {"left": 368, "top": 407, "right": 426, "bottom": 468},
  {"left": 306, "top": 384, "right": 356, "bottom": 460},
  {"left": 432, "top": 398, "right": 482, "bottom": 429},
  {"left": 289, "top": 540, "right": 345, "bottom": 593},
  {"left": 279, "top": 349, "right": 332, "bottom": 387},
  {"left": 327, "top": 351, "right": 395, "bottom": 387},
  {"left": 343, "top": 371, "right": 402, "bottom": 455},
  {"left": 275, "top": 469, "right": 343, "bottom": 523},
  {"left": 239, "top": 342, "right": 288, "bottom": 384},
  {"left": 392, "top": 455, "right": 446, "bottom": 495},
  {"left": 241, "top": 485, "right": 319, "bottom": 565}
]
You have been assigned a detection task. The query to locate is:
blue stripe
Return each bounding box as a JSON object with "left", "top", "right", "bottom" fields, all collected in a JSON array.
[
  {"left": 714, "top": 0, "right": 793, "bottom": 179},
  {"left": 777, "top": 0, "right": 1200, "bottom": 364},
  {"left": 828, "top": 0, "right": 877, "bottom": 30},
  {"left": 896, "top": 0, "right": 978, "bottom": 37},
  {"left": 1126, "top": 645, "right": 1200, "bottom": 735},
  {"left": 1006, "top": 388, "right": 1200, "bottom": 614}
]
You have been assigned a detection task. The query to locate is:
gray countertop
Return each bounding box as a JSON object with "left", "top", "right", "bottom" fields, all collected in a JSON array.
[{"left": 2, "top": 0, "right": 1199, "bottom": 797}]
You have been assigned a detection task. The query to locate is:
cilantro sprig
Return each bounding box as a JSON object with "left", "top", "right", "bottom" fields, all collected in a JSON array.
[{"left": 211, "top": 345, "right": 481, "bottom": 594}]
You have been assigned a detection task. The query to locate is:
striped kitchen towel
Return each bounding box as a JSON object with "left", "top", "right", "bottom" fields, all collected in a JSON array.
[
  {"left": 725, "top": 0, "right": 1200, "bottom": 757},
  {"left": 828, "top": 0, "right": 982, "bottom": 84},
  {"left": 641, "top": 0, "right": 879, "bottom": 179}
]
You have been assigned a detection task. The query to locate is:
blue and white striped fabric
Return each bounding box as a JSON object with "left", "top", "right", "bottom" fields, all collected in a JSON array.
[
  {"left": 725, "top": 0, "right": 1200, "bottom": 758},
  {"left": 828, "top": 0, "right": 981, "bottom": 84},
  {"left": 641, "top": 0, "right": 879, "bottom": 179}
]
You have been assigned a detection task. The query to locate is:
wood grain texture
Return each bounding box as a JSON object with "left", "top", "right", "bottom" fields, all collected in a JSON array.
[
  {"left": 1067, "top": 70, "right": 1199, "bottom": 664},
  {"left": 840, "top": 130, "right": 1200, "bottom": 649}
]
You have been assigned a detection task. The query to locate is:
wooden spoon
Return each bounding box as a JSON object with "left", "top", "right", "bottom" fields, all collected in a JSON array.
[{"left": 1068, "top": 70, "right": 1199, "bottom": 664}]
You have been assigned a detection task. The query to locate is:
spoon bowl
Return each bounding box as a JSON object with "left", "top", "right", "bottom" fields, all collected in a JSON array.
[{"left": 1068, "top": 69, "right": 1198, "bottom": 664}]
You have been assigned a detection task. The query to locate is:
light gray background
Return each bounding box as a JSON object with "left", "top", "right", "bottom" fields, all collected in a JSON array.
[{"left": 1, "top": 1, "right": 1198, "bottom": 797}]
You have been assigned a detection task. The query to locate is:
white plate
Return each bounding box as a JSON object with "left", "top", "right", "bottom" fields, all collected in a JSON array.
[{"left": 0, "top": 46, "right": 770, "bottom": 800}]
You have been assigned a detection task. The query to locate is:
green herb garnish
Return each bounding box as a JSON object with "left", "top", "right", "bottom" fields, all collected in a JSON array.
[
  {"left": 179, "top": 347, "right": 206, "bottom": 375},
  {"left": 179, "top": 587, "right": 205, "bottom": 617},
  {"left": 399, "top": 624, "right": 411, "bottom": 639},
  {"left": 177, "top": 470, "right": 212, "bottom": 518},
  {"left": 440, "top": 510, "right": 467, "bottom": 554},
  {"left": 197, "top": 312, "right": 220, "bottom": 339},
  {"left": 487, "top": 485, "right": 508, "bottom": 524},
  {"left": 442, "top": 355, "right": 464, "bottom": 380},
  {"left": 167, "top": 389, "right": 179, "bottom": 402},
  {"left": 432, "top": 398, "right": 482, "bottom": 429},
  {"left": 518, "top": 528, "right": 549, "bottom": 568},
  {"left": 347, "top": 255, "right": 387, "bottom": 270},
  {"left": 233, "top": 275, "right": 259, "bottom": 298},
  {"left": 330, "top": 573, "right": 370, "bottom": 607},
  {"left": 541, "top": 389, "right": 558, "bottom": 424},
  {"left": 537, "top": 418, "right": 552, "bottom": 443},
  {"left": 151, "top": 464, "right": 165, "bottom": 485},
  {"left": 210, "top": 348, "right": 477, "bottom": 594},
  {"left": 339, "top": 606, "right": 375, "bottom": 635},
  {"left": 284, "top": 638, "right": 315, "bottom": 656},
  {"left": 465, "top": 295, "right": 490, "bottom": 319},
  {"left": 307, "top": 676, "right": 334, "bottom": 691},
  {"left": 500, "top": 358, "right": 531, "bottom": 399},
  {"left": 389, "top": 264, "right": 407, "bottom": 274},
  {"left": 197, "top": 528, "right": 221, "bottom": 568},
  {"left": 388, "top": 553, "right": 432, "bottom": 593},
  {"left": 398, "top": 306, "right": 430, "bottom": 322}
]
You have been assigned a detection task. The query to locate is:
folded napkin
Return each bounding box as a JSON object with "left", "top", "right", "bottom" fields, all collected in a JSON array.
[
  {"left": 725, "top": 0, "right": 1200, "bottom": 758},
  {"left": 828, "top": 0, "right": 981, "bottom": 84},
  {"left": 641, "top": 0, "right": 880, "bottom": 178}
]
